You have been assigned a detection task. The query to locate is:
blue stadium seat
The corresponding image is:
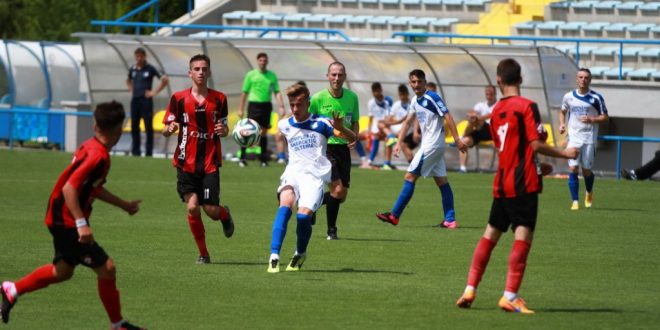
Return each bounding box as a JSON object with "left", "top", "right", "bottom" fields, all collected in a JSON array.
[
  {"left": 410, "top": 17, "right": 437, "bottom": 28},
  {"left": 422, "top": 0, "right": 442, "bottom": 4},
  {"left": 604, "top": 22, "right": 633, "bottom": 37},
  {"left": 389, "top": 16, "right": 416, "bottom": 27},
  {"left": 588, "top": 66, "right": 610, "bottom": 78},
  {"left": 603, "top": 67, "right": 633, "bottom": 79},
  {"left": 576, "top": 45, "right": 598, "bottom": 56},
  {"left": 368, "top": 16, "right": 396, "bottom": 25},
  {"left": 615, "top": 1, "right": 644, "bottom": 11},
  {"left": 628, "top": 23, "right": 656, "bottom": 38},
  {"left": 639, "top": 2, "right": 660, "bottom": 13},
  {"left": 432, "top": 18, "right": 459, "bottom": 27},
  {"left": 559, "top": 21, "right": 587, "bottom": 36},
  {"left": 360, "top": 0, "right": 379, "bottom": 4},
  {"left": 223, "top": 11, "right": 250, "bottom": 20},
  {"left": 264, "top": 13, "right": 286, "bottom": 25},
  {"left": 627, "top": 68, "right": 656, "bottom": 80},
  {"left": 304, "top": 14, "right": 333, "bottom": 23},
  {"left": 639, "top": 47, "right": 660, "bottom": 60},
  {"left": 536, "top": 21, "right": 563, "bottom": 35},
  {"left": 652, "top": 70, "right": 660, "bottom": 81},
  {"left": 284, "top": 13, "right": 312, "bottom": 23},
  {"left": 571, "top": 1, "right": 598, "bottom": 10},
  {"left": 347, "top": 15, "right": 373, "bottom": 24},
  {"left": 326, "top": 14, "right": 353, "bottom": 24},
  {"left": 593, "top": 46, "right": 619, "bottom": 57},
  {"left": 402, "top": 0, "right": 422, "bottom": 4},
  {"left": 514, "top": 21, "right": 538, "bottom": 36},
  {"left": 582, "top": 22, "right": 609, "bottom": 37},
  {"left": 621, "top": 47, "right": 645, "bottom": 58},
  {"left": 339, "top": 0, "right": 358, "bottom": 3},
  {"left": 380, "top": 0, "right": 401, "bottom": 5}
]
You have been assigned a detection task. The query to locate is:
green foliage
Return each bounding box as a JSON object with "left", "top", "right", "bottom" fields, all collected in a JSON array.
[
  {"left": 1, "top": 149, "right": 660, "bottom": 329},
  {"left": 0, "top": 0, "right": 187, "bottom": 41}
]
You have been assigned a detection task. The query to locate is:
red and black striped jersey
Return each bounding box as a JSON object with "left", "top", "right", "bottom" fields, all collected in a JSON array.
[
  {"left": 490, "top": 96, "right": 543, "bottom": 198},
  {"left": 45, "top": 137, "right": 110, "bottom": 228},
  {"left": 163, "top": 88, "right": 228, "bottom": 174}
]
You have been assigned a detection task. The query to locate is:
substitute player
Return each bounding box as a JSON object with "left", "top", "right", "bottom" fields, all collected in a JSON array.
[
  {"left": 366, "top": 82, "right": 396, "bottom": 169},
  {"left": 309, "top": 62, "right": 360, "bottom": 240},
  {"left": 268, "top": 83, "right": 357, "bottom": 273},
  {"left": 456, "top": 58, "right": 578, "bottom": 313},
  {"left": 163, "top": 54, "right": 234, "bottom": 264},
  {"left": 1, "top": 102, "right": 144, "bottom": 330},
  {"left": 388, "top": 84, "right": 418, "bottom": 163},
  {"left": 559, "top": 68, "right": 609, "bottom": 210},
  {"left": 376, "top": 69, "right": 467, "bottom": 229}
]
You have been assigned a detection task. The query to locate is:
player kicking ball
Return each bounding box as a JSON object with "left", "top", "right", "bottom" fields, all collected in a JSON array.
[
  {"left": 1, "top": 102, "right": 145, "bottom": 329},
  {"left": 268, "top": 83, "right": 356, "bottom": 273},
  {"left": 456, "top": 59, "right": 578, "bottom": 313}
]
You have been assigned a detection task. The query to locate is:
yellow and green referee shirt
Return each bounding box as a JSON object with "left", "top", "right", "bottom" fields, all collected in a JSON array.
[
  {"left": 309, "top": 88, "right": 360, "bottom": 145},
  {"left": 241, "top": 69, "right": 281, "bottom": 102}
]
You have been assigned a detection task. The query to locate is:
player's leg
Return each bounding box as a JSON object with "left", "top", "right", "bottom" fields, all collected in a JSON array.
[
  {"left": 434, "top": 175, "right": 457, "bottom": 228},
  {"left": 581, "top": 144, "right": 596, "bottom": 208},
  {"left": 377, "top": 149, "right": 426, "bottom": 225},
  {"left": 459, "top": 135, "right": 474, "bottom": 173},
  {"left": 276, "top": 132, "right": 287, "bottom": 164},
  {"left": 255, "top": 104, "right": 273, "bottom": 166},
  {"left": 457, "top": 223, "right": 503, "bottom": 308},
  {"left": 130, "top": 98, "right": 141, "bottom": 156},
  {"left": 200, "top": 171, "right": 233, "bottom": 238},
  {"left": 143, "top": 98, "right": 154, "bottom": 157},
  {"left": 368, "top": 132, "right": 381, "bottom": 165},
  {"left": 184, "top": 193, "right": 209, "bottom": 263},
  {"left": 94, "top": 258, "right": 144, "bottom": 329},
  {"left": 325, "top": 145, "right": 351, "bottom": 240},
  {"left": 286, "top": 179, "right": 322, "bottom": 271},
  {"left": 269, "top": 185, "right": 296, "bottom": 273},
  {"left": 567, "top": 143, "right": 582, "bottom": 210}
]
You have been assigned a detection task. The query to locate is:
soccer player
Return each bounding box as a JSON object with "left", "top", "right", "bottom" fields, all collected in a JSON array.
[
  {"left": 376, "top": 69, "right": 467, "bottom": 229},
  {"left": 559, "top": 68, "right": 609, "bottom": 210},
  {"left": 0, "top": 101, "right": 145, "bottom": 329},
  {"left": 455, "top": 58, "right": 579, "bottom": 313},
  {"left": 459, "top": 85, "right": 497, "bottom": 173},
  {"left": 238, "top": 52, "right": 287, "bottom": 167},
  {"left": 388, "top": 84, "right": 418, "bottom": 163},
  {"left": 126, "top": 47, "right": 169, "bottom": 157},
  {"left": 268, "top": 83, "right": 357, "bottom": 273},
  {"left": 163, "top": 54, "right": 234, "bottom": 264},
  {"left": 621, "top": 149, "right": 660, "bottom": 180},
  {"left": 366, "top": 82, "right": 396, "bottom": 169},
  {"left": 309, "top": 61, "right": 360, "bottom": 240}
]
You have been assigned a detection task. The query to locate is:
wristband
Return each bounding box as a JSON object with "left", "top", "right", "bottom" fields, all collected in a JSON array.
[{"left": 75, "top": 218, "right": 88, "bottom": 228}]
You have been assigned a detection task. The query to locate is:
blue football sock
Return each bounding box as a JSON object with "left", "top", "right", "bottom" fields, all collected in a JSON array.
[
  {"left": 440, "top": 183, "right": 455, "bottom": 222},
  {"left": 392, "top": 180, "right": 415, "bottom": 218},
  {"left": 270, "top": 206, "right": 292, "bottom": 254},
  {"left": 369, "top": 139, "right": 380, "bottom": 162},
  {"left": 277, "top": 152, "right": 286, "bottom": 160},
  {"left": 584, "top": 173, "right": 594, "bottom": 193},
  {"left": 355, "top": 141, "right": 367, "bottom": 158},
  {"left": 568, "top": 173, "right": 579, "bottom": 201},
  {"left": 296, "top": 213, "right": 313, "bottom": 255}
]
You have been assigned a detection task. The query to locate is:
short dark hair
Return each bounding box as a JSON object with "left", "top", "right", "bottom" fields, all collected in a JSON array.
[
  {"left": 257, "top": 52, "right": 268, "bottom": 60},
  {"left": 371, "top": 82, "right": 382, "bottom": 92},
  {"left": 409, "top": 69, "right": 426, "bottom": 80},
  {"left": 327, "top": 61, "right": 346, "bottom": 73},
  {"left": 134, "top": 47, "right": 146, "bottom": 55},
  {"left": 296, "top": 80, "right": 307, "bottom": 86},
  {"left": 286, "top": 83, "right": 310, "bottom": 99},
  {"left": 94, "top": 101, "right": 125, "bottom": 131},
  {"left": 189, "top": 54, "right": 210, "bottom": 68},
  {"left": 398, "top": 84, "right": 409, "bottom": 94},
  {"left": 486, "top": 85, "right": 496, "bottom": 92},
  {"left": 496, "top": 58, "right": 522, "bottom": 85},
  {"left": 578, "top": 67, "right": 592, "bottom": 77}
]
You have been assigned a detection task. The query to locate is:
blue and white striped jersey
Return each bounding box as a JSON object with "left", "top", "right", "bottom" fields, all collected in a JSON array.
[
  {"left": 409, "top": 90, "right": 450, "bottom": 150},
  {"left": 561, "top": 89, "right": 608, "bottom": 145},
  {"left": 278, "top": 114, "right": 334, "bottom": 182}
]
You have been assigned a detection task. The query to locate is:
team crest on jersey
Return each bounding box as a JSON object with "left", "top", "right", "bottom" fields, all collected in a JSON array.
[
  {"left": 589, "top": 98, "right": 595, "bottom": 104},
  {"left": 312, "top": 122, "right": 319, "bottom": 129},
  {"left": 422, "top": 100, "right": 428, "bottom": 107},
  {"left": 167, "top": 114, "right": 175, "bottom": 122}
]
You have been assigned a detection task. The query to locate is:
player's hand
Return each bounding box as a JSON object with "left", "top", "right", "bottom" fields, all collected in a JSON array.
[
  {"left": 347, "top": 140, "right": 357, "bottom": 149},
  {"left": 579, "top": 115, "right": 591, "bottom": 124},
  {"left": 559, "top": 124, "right": 566, "bottom": 134},
  {"left": 455, "top": 139, "right": 468, "bottom": 153},
  {"left": 214, "top": 123, "right": 229, "bottom": 137},
  {"left": 123, "top": 199, "right": 142, "bottom": 215},
  {"left": 331, "top": 113, "right": 344, "bottom": 129},
  {"left": 564, "top": 147, "right": 579, "bottom": 159},
  {"left": 238, "top": 109, "right": 245, "bottom": 119},
  {"left": 393, "top": 142, "right": 401, "bottom": 158},
  {"left": 145, "top": 90, "right": 156, "bottom": 98},
  {"left": 77, "top": 225, "right": 94, "bottom": 244},
  {"left": 165, "top": 122, "right": 179, "bottom": 136}
]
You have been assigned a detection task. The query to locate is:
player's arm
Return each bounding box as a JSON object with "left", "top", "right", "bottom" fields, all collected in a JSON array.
[
  {"left": 96, "top": 188, "right": 141, "bottom": 215},
  {"left": 445, "top": 112, "right": 467, "bottom": 152},
  {"left": 531, "top": 140, "right": 578, "bottom": 159},
  {"left": 162, "top": 95, "right": 179, "bottom": 137},
  {"left": 238, "top": 92, "right": 248, "bottom": 119},
  {"left": 214, "top": 98, "right": 230, "bottom": 138},
  {"left": 275, "top": 91, "right": 286, "bottom": 118},
  {"left": 126, "top": 77, "right": 133, "bottom": 93},
  {"left": 582, "top": 112, "right": 609, "bottom": 124},
  {"left": 331, "top": 114, "right": 357, "bottom": 143},
  {"left": 62, "top": 183, "right": 93, "bottom": 243},
  {"left": 146, "top": 74, "right": 169, "bottom": 98}
]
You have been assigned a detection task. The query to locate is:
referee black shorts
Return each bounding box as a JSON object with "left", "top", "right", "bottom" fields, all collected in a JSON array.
[
  {"left": 50, "top": 227, "right": 109, "bottom": 268},
  {"left": 327, "top": 144, "right": 351, "bottom": 188},
  {"left": 488, "top": 193, "right": 538, "bottom": 233},
  {"left": 247, "top": 102, "right": 273, "bottom": 130}
]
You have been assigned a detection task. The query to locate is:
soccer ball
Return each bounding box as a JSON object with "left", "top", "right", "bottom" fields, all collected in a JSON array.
[{"left": 232, "top": 118, "right": 261, "bottom": 148}]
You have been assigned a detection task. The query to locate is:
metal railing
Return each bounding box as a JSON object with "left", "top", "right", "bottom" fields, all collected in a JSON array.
[
  {"left": 599, "top": 135, "right": 660, "bottom": 179},
  {"left": 391, "top": 32, "right": 660, "bottom": 80},
  {"left": 90, "top": 21, "right": 352, "bottom": 41}
]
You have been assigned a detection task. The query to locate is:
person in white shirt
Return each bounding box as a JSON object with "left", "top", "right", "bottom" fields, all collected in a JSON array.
[
  {"left": 267, "top": 83, "right": 356, "bottom": 273},
  {"left": 459, "top": 85, "right": 497, "bottom": 173},
  {"left": 387, "top": 84, "right": 419, "bottom": 163},
  {"left": 559, "top": 68, "right": 609, "bottom": 210},
  {"left": 366, "top": 82, "right": 396, "bottom": 169}
]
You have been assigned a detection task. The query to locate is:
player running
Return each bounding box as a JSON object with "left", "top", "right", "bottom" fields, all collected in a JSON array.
[
  {"left": 268, "top": 83, "right": 356, "bottom": 272},
  {"left": 0, "top": 102, "right": 145, "bottom": 329},
  {"left": 456, "top": 58, "right": 578, "bottom": 313},
  {"left": 163, "top": 54, "right": 234, "bottom": 264},
  {"left": 559, "top": 68, "right": 609, "bottom": 210},
  {"left": 376, "top": 69, "right": 467, "bottom": 228}
]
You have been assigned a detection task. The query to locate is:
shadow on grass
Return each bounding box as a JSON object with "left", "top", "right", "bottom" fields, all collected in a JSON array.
[
  {"left": 591, "top": 207, "right": 649, "bottom": 213},
  {"left": 211, "top": 261, "right": 264, "bottom": 266},
  {"left": 306, "top": 268, "right": 414, "bottom": 275},
  {"left": 537, "top": 307, "right": 625, "bottom": 313},
  {"left": 340, "top": 237, "right": 410, "bottom": 242}
]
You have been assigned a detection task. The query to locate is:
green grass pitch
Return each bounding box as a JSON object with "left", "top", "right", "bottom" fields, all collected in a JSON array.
[{"left": 1, "top": 149, "right": 659, "bottom": 329}]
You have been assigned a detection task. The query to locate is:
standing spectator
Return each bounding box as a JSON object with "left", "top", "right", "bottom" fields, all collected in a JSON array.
[
  {"left": 455, "top": 58, "right": 578, "bottom": 313},
  {"left": 126, "top": 47, "right": 169, "bottom": 157},
  {"left": 238, "top": 52, "right": 286, "bottom": 167},
  {"left": 621, "top": 150, "right": 660, "bottom": 180},
  {"left": 376, "top": 69, "right": 467, "bottom": 229},
  {"left": 309, "top": 62, "right": 360, "bottom": 240},
  {"left": 1, "top": 101, "right": 145, "bottom": 329},
  {"left": 162, "top": 54, "right": 234, "bottom": 264},
  {"left": 459, "top": 85, "right": 497, "bottom": 173},
  {"left": 268, "top": 83, "right": 357, "bottom": 273},
  {"left": 559, "top": 68, "right": 609, "bottom": 210}
]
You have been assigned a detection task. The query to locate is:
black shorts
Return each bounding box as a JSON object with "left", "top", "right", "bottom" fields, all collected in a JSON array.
[
  {"left": 176, "top": 168, "right": 220, "bottom": 205},
  {"left": 403, "top": 133, "right": 419, "bottom": 149},
  {"left": 488, "top": 193, "right": 538, "bottom": 233},
  {"left": 327, "top": 144, "right": 351, "bottom": 188},
  {"left": 49, "top": 227, "right": 109, "bottom": 268},
  {"left": 247, "top": 102, "right": 273, "bottom": 129},
  {"left": 470, "top": 123, "right": 492, "bottom": 145}
]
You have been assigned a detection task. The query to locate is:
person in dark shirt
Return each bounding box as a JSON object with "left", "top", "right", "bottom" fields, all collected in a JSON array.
[{"left": 126, "top": 47, "right": 169, "bottom": 157}]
